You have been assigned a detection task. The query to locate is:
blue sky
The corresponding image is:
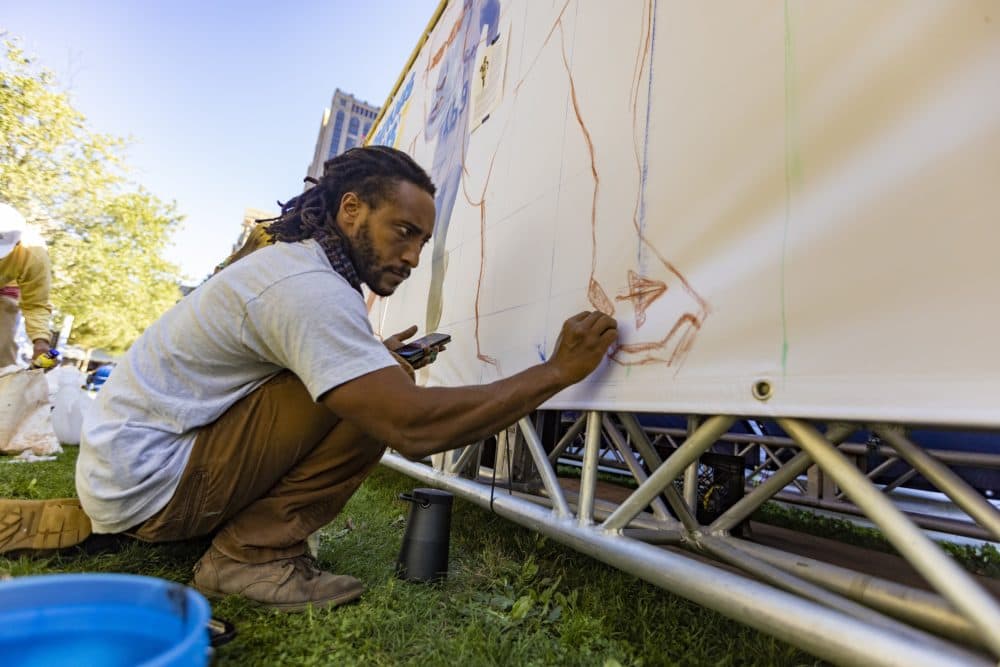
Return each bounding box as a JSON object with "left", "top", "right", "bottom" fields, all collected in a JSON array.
[{"left": 3, "top": 0, "right": 440, "bottom": 281}]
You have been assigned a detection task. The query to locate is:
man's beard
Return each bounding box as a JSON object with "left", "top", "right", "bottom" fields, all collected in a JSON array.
[{"left": 352, "top": 221, "right": 402, "bottom": 296}]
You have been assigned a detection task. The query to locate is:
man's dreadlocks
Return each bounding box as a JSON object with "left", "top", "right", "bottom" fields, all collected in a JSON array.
[
  {"left": 266, "top": 146, "right": 436, "bottom": 244},
  {"left": 215, "top": 147, "right": 435, "bottom": 285},
  {"left": 250, "top": 146, "right": 436, "bottom": 293}
]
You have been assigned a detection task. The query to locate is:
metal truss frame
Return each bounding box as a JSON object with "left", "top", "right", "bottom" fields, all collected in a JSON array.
[
  {"left": 381, "top": 412, "right": 1000, "bottom": 666},
  {"left": 627, "top": 421, "right": 1000, "bottom": 541}
]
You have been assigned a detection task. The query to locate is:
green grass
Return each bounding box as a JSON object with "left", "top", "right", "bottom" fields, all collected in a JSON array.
[{"left": 1, "top": 449, "right": 824, "bottom": 666}]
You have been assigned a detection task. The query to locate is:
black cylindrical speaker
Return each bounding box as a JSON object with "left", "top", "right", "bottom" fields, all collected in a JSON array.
[{"left": 395, "top": 488, "right": 454, "bottom": 583}]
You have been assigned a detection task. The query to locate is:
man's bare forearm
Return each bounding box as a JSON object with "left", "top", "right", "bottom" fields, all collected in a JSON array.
[
  {"left": 393, "top": 362, "right": 569, "bottom": 459},
  {"left": 324, "top": 311, "right": 617, "bottom": 461}
]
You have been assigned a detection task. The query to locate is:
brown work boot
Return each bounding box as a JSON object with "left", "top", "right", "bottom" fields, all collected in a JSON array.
[
  {"left": 192, "top": 545, "right": 364, "bottom": 612},
  {"left": 0, "top": 498, "right": 92, "bottom": 555}
]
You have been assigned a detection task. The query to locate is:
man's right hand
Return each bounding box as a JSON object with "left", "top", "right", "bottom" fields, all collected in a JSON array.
[{"left": 547, "top": 311, "right": 618, "bottom": 385}]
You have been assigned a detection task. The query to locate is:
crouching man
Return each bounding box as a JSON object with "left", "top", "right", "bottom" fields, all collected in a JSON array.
[{"left": 0, "top": 146, "right": 617, "bottom": 612}]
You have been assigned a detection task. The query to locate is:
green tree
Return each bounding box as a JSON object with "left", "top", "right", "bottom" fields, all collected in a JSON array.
[
  {"left": 49, "top": 191, "right": 182, "bottom": 352},
  {"left": 0, "top": 34, "right": 182, "bottom": 352}
]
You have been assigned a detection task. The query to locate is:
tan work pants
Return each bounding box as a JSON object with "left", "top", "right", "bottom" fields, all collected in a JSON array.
[
  {"left": 133, "top": 370, "right": 385, "bottom": 563},
  {"left": 0, "top": 296, "right": 20, "bottom": 367}
]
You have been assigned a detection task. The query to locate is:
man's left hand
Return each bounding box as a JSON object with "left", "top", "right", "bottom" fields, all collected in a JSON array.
[
  {"left": 383, "top": 325, "right": 418, "bottom": 353},
  {"left": 383, "top": 325, "right": 446, "bottom": 370}
]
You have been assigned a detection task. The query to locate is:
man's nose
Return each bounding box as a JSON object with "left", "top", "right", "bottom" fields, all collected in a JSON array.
[{"left": 401, "top": 243, "right": 421, "bottom": 268}]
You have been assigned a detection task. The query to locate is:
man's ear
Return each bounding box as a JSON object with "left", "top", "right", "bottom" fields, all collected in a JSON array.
[{"left": 336, "top": 192, "right": 363, "bottom": 233}]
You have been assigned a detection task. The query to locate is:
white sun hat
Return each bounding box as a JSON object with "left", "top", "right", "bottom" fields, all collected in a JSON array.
[{"left": 0, "top": 202, "right": 27, "bottom": 259}]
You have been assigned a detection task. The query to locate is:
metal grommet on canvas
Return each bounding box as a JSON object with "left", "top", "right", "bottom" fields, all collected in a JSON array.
[{"left": 751, "top": 379, "right": 773, "bottom": 401}]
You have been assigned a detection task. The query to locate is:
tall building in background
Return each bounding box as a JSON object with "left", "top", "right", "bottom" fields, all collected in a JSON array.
[{"left": 306, "top": 89, "right": 380, "bottom": 181}]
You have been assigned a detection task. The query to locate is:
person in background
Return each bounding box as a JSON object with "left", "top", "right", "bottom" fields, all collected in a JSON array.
[{"left": 0, "top": 202, "right": 52, "bottom": 368}]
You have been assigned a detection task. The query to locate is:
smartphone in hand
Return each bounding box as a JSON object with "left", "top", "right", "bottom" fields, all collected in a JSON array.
[{"left": 396, "top": 332, "right": 451, "bottom": 364}]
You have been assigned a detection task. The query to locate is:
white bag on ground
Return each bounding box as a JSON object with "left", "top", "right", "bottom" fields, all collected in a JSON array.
[
  {"left": 51, "top": 381, "right": 92, "bottom": 445},
  {"left": 0, "top": 366, "right": 62, "bottom": 456},
  {"left": 46, "top": 365, "right": 86, "bottom": 402}
]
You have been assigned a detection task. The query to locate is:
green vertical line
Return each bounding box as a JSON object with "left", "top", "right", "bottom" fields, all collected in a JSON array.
[{"left": 782, "top": 0, "right": 801, "bottom": 376}]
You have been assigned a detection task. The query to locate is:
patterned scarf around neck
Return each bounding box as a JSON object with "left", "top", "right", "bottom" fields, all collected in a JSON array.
[{"left": 311, "top": 223, "right": 364, "bottom": 295}]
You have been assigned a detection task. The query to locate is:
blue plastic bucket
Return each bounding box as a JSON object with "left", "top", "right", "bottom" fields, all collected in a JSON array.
[{"left": 0, "top": 573, "right": 211, "bottom": 667}]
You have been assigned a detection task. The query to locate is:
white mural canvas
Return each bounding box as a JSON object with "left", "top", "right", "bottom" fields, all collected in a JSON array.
[{"left": 368, "top": 0, "right": 1000, "bottom": 427}]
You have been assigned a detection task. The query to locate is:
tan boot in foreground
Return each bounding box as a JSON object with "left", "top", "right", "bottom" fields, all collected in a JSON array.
[
  {"left": 0, "top": 498, "right": 92, "bottom": 555},
  {"left": 192, "top": 545, "right": 365, "bottom": 612}
]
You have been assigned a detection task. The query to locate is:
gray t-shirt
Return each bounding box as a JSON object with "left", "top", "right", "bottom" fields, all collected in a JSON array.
[{"left": 77, "top": 239, "right": 396, "bottom": 533}]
